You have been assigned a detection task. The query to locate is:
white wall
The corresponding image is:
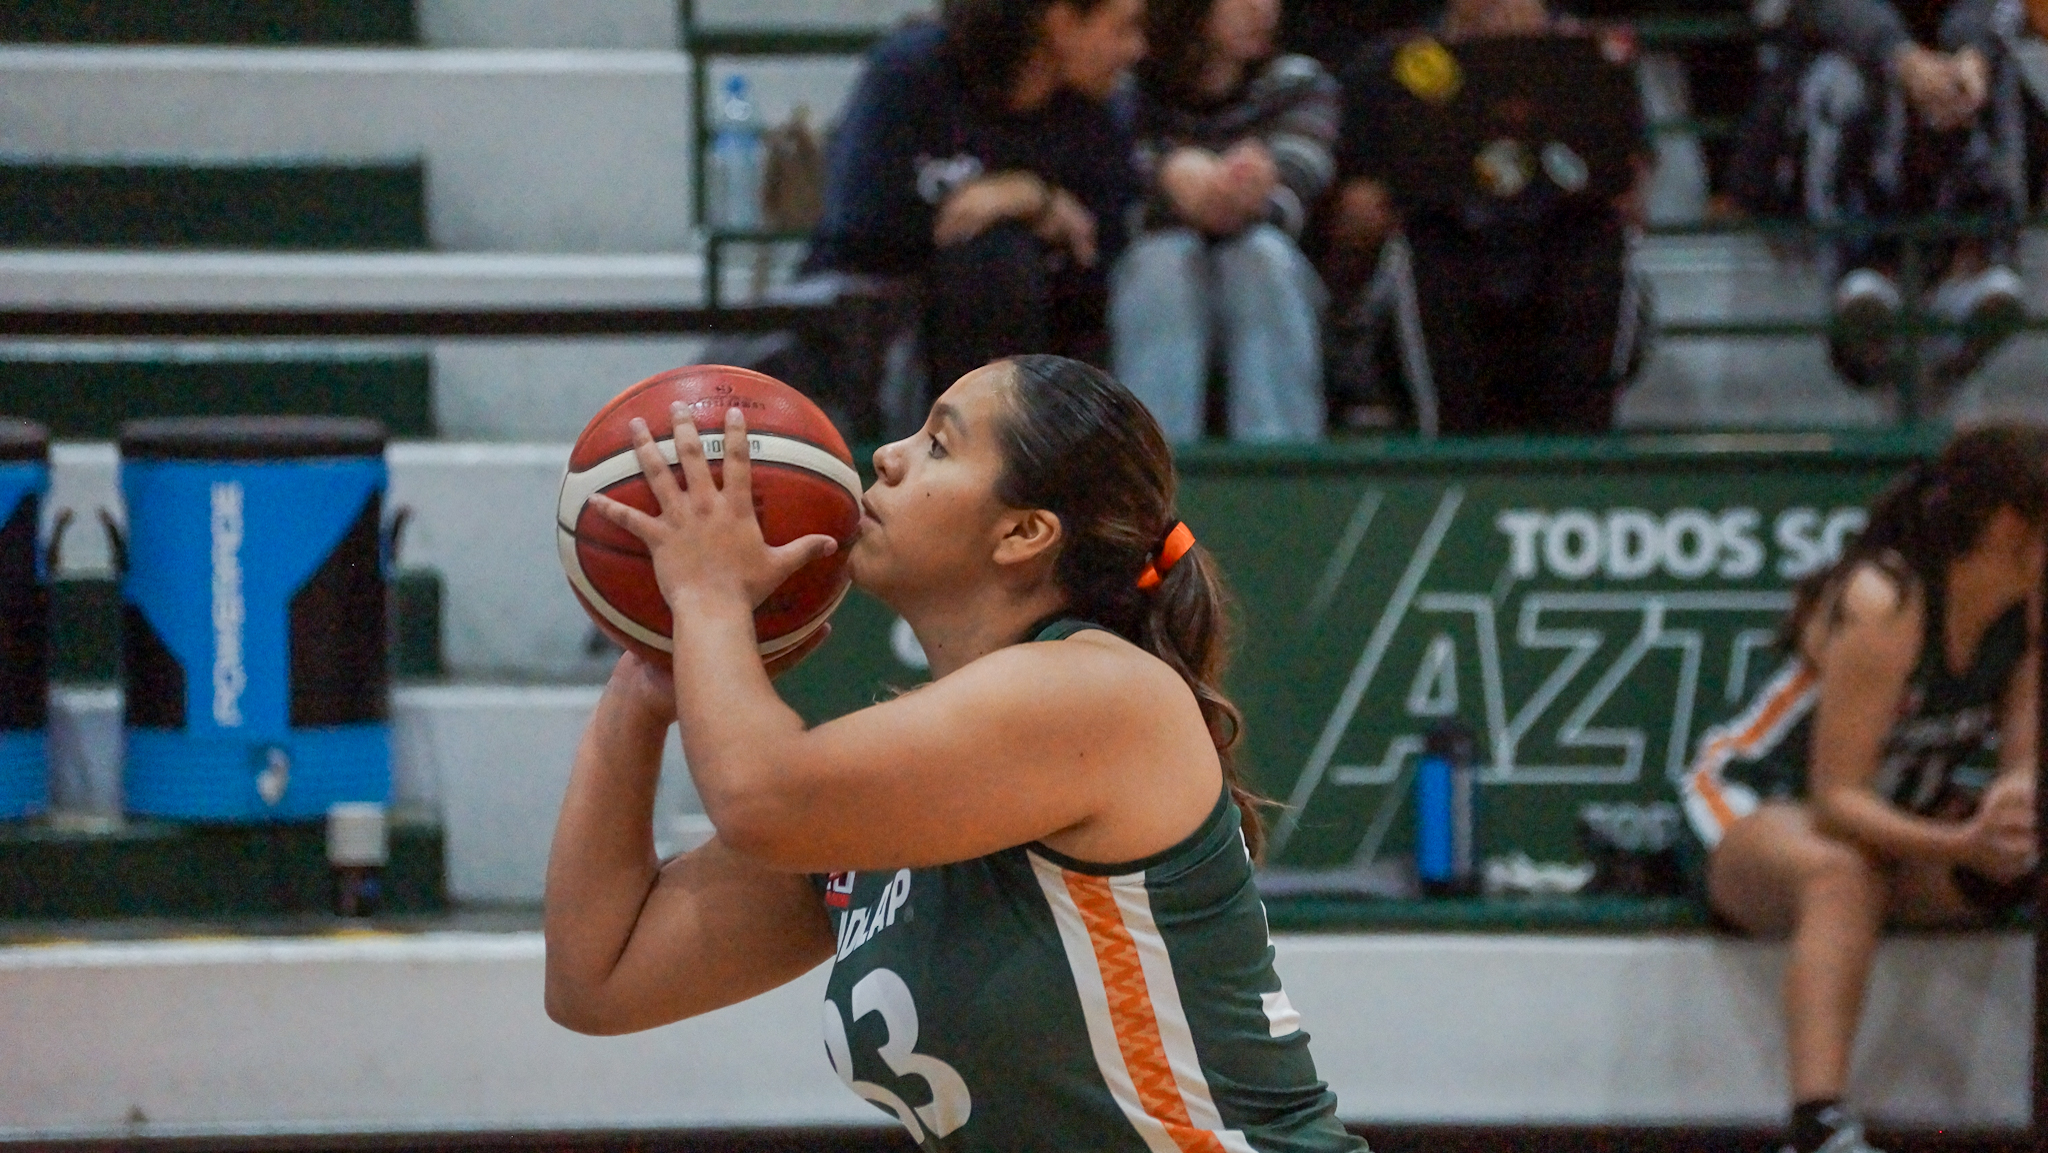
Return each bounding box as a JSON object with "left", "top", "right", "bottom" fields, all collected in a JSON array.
[{"left": 0, "top": 931, "right": 2027, "bottom": 1137}]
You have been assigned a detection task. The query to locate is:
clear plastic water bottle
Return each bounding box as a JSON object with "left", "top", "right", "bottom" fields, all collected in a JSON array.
[{"left": 707, "top": 74, "right": 765, "bottom": 232}]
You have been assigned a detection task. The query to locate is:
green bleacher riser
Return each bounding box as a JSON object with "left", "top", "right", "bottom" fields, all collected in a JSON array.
[
  {"left": 0, "top": 352, "right": 434, "bottom": 439},
  {"left": 48, "top": 571, "right": 445, "bottom": 683},
  {"left": 0, "top": 814, "right": 445, "bottom": 919},
  {"left": 0, "top": 160, "right": 427, "bottom": 249},
  {"left": 0, "top": 0, "right": 413, "bottom": 45}
]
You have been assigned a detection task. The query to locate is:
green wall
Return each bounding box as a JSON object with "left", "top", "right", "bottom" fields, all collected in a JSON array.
[{"left": 776, "top": 432, "right": 1941, "bottom": 868}]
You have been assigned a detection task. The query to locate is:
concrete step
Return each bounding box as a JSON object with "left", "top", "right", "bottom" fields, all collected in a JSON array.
[
  {"left": 1622, "top": 232, "right": 2048, "bottom": 428},
  {"left": 0, "top": 811, "right": 445, "bottom": 919},
  {"left": 0, "top": 48, "right": 696, "bottom": 252},
  {"left": 44, "top": 682, "right": 704, "bottom": 905},
  {"left": 0, "top": 341, "right": 433, "bottom": 436},
  {"left": 0, "top": 46, "right": 873, "bottom": 252},
  {"left": 47, "top": 442, "right": 599, "bottom": 678},
  {"left": 0, "top": 928, "right": 2026, "bottom": 1136},
  {"left": 0, "top": 158, "right": 426, "bottom": 248},
  {"left": 0, "top": 250, "right": 706, "bottom": 308}
]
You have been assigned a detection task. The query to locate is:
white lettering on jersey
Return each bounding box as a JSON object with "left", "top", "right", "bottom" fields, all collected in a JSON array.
[{"left": 836, "top": 868, "right": 913, "bottom": 961}]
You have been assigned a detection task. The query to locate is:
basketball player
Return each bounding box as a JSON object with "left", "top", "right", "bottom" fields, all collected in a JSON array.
[
  {"left": 1681, "top": 425, "right": 2047, "bottom": 1153},
  {"left": 544, "top": 355, "right": 1366, "bottom": 1152}
]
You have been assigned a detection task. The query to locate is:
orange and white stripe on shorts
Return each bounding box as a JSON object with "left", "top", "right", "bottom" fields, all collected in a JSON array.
[
  {"left": 1681, "top": 660, "right": 1819, "bottom": 847},
  {"left": 1029, "top": 854, "right": 1259, "bottom": 1153}
]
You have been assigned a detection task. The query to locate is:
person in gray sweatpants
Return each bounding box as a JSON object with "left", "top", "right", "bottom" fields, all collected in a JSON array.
[
  {"left": 1795, "top": 0, "right": 2030, "bottom": 392},
  {"left": 1111, "top": 0, "right": 1339, "bottom": 443}
]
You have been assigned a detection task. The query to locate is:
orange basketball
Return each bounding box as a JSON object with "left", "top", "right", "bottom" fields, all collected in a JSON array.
[{"left": 555, "top": 364, "right": 862, "bottom": 664}]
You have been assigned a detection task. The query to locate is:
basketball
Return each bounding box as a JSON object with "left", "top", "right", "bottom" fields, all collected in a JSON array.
[{"left": 554, "top": 364, "right": 863, "bottom": 664}]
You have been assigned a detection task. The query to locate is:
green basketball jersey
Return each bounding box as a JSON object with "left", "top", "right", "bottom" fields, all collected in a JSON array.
[
  {"left": 1681, "top": 581, "right": 2030, "bottom": 848},
  {"left": 813, "top": 629, "right": 1365, "bottom": 1152}
]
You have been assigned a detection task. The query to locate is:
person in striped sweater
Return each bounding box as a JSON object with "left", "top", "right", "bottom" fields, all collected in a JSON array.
[{"left": 1111, "top": 0, "right": 1340, "bottom": 442}]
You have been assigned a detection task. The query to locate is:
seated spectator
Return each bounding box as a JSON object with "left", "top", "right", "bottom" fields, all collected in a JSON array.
[
  {"left": 1789, "top": 0, "right": 2029, "bottom": 394},
  {"left": 1325, "top": 0, "right": 1652, "bottom": 436},
  {"left": 1112, "top": 0, "right": 1339, "bottom": 442},
  {"left": 1681, "top": 425, "right": 2047, "bottom": 1153},
  {"left": 803, "top": 0, "right": 1145, "bottom": 398}
]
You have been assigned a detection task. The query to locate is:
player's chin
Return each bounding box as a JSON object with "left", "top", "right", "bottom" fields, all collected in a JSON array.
[{"left": 845, "top": 535, "right": 885, "bottom": 592}]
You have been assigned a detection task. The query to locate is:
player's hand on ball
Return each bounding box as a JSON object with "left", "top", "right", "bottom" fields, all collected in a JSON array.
[
  {"left": 592, "top": 404, "right": 839, "bottom": 614},
  {"left": 609, "top": 652, "right": 678, "bottom": 725}
]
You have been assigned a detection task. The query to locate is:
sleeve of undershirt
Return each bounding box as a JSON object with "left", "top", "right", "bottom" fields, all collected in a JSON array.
[{"left": 1256, "top": 55, "right": 1341, "bottom": 238}]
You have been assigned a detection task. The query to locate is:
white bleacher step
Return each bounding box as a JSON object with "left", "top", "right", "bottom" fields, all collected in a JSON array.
[
  {"left": 0, "top": 47, "right": 695, "bottom": 252},
  {"left": 0, "top": 46, "right": 874, "bottom": 251},
  {"left": 417, "top": 0, "right": 930, "bottom": 48},
  {"left": 0, "top": 928, "right": 2027, "bottom": 1137},
  {"left": 50, "top": 441, "right": 607, "bottom": 678},
  {"left": 0, "top": 250, "right": 707, "bottom": 309},
  {"left": 48, "top": 681, "right": 703, "bottom": 906}
]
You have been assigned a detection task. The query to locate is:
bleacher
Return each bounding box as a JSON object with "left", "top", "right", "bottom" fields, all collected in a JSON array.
[{"left": 0, "top": 1, "right": 2037, "bottom": 1147}]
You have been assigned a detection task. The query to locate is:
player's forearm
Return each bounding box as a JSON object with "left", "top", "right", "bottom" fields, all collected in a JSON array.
[
  {"left": 669, "top": 595, "right": 813, "bottom": 850},
  {"left": 1811, "top": 784, "right": 1968, "bottom": 863},
  {"left": 542, "top": 680, "right": 670, "bottom": 1023}
]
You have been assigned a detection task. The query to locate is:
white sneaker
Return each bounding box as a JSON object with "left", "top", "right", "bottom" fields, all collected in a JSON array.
[
  {"left": 1926, "top": 264, "right": 2026, "bottom": 387},
  {"left": 1829, "top": 269, "right": 1903, "bottom": 390},
  {"left": 1777, "top": 1114, "right": 1888, "bottom": 1153}
]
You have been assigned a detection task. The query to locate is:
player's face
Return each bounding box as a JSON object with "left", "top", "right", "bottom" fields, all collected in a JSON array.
[
  {"left": 852, "top": 364, "right": 1019, "bottom": 603},
  {"left": 1046, "top": 0, "right": 1147, "bottom": 101},
  {"left": 1205, "top": 0, "right": 1278, "bottom": 66}
]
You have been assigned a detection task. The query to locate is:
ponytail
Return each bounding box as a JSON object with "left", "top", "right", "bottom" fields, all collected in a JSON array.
[
  {"left": 1783, "top": 424, "right": 2048, "bottom": 651},
  {"left": 1144, "top": 540, "right": 1262, "bottom": 858},
  {"left": 994, "top": 355, "right": 1270, "bottom": 860}
]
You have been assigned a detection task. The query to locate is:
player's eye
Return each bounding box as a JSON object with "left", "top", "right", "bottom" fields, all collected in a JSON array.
[{"left": 927, "top": 434, "right": 947, "bottom": 460}]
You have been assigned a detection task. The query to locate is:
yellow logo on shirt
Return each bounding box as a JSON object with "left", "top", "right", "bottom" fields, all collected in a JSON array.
[{"left": 1393, "top": 37, "right": 1462, "bottom": 105}]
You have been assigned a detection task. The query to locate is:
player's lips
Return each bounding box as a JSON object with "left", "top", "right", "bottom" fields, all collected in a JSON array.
[{"left": 860, "top": 496, "right": 882, "bottom": 526}]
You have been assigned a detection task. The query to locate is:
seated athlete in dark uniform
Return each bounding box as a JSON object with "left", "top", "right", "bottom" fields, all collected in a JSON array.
[
  {"left": 1681, "top": 424, "right": 2048, "bottom": 1153},
  {"left": 544, "top": 356, "right": 1366, "bottom": 1152}
]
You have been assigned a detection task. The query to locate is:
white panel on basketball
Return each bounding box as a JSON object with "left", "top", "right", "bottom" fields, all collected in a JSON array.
[
  {"left": 554, "top": 431, "right": 862, "bottom": 530},
  {"left": 555, "top": 525, "right": 846, "bottom": 658},
  {"left": 555, "top": 430, "right": 861, "bottom": 657}
]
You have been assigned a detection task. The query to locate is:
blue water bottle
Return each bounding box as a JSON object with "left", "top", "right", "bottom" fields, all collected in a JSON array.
[
  {"left": 1414, "top": 720, "right": 1480, "bottom": 897},
  {"left": 0, "top": 419, "right": 50, "bottom": 818}
]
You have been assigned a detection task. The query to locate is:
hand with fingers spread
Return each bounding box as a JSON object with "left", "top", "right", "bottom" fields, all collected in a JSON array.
[{"left": 589, "top": 404, "right": 841, "bottom": 620}]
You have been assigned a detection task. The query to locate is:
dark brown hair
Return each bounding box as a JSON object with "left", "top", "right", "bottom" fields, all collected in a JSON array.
[
  {"left": 1783, "top": 423, "right": 2048, "bottom": 650},
  {"left": 1136, "top": 0, "right": 1230, "bottom": 107},
  {"left": 992, "top": 355, "right": 1267, "bottom": 858},
  {"left": 943, "top": 0, "right": 1117, "bottom": 107}
]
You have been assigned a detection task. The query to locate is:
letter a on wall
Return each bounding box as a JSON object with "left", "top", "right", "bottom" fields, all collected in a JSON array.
[{"left": 1406, "top": 633, "right": 1460, "bottom": 717}]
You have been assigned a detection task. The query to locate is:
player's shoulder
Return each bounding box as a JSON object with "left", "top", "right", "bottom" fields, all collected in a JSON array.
[
  {"left": 964, "top": 625, "right": 1191, "bottom": 714},
  {"left": 1836, "top": 561, "right": 1918, "bottom": 625},
  {"left": 1821, "top": 561, "right": 1925, "bottom": 666}
]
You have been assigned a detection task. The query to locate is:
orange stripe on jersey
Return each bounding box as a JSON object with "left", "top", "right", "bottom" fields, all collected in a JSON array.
[
  {"left": 1691, "top": 764, "right": 1740, "bottom": 831},
  {"left": 1689, "top": 664, "right": 1819, "bottom": 832},
  {"left": 1063, "top": 872, "right": 1229, "bottom": 1153}
]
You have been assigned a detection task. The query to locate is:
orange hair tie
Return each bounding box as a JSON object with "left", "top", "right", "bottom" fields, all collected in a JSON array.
[{"left": 1136, "top": 522, "right": 1197, "bottom": 591}]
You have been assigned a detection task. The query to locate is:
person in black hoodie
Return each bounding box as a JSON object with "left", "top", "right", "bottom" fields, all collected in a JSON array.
[
  {"left": 1325, "top": 0, "right": 1652, "bottom": 436},
  {"left": 804, "top": 0, "right": 1146, "bottom": 399}
]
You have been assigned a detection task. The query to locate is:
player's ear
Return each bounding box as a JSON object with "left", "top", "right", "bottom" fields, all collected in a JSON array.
[{"left": 994, "top": 508, "right": 1063, "bottom": 570}]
